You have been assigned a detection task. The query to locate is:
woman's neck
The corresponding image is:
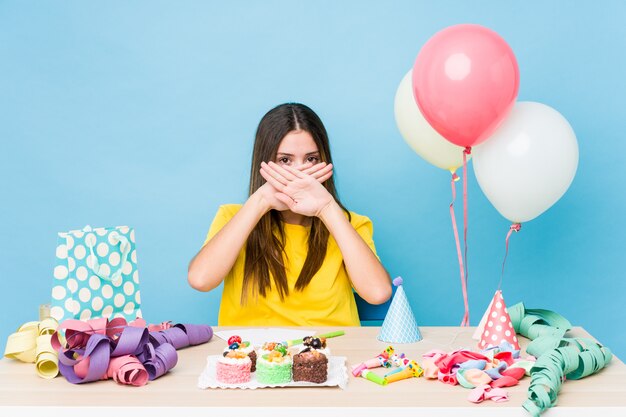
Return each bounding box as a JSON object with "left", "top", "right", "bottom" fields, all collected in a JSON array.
[{"left": 280, "top": 210, "right": 312, "bottom": 226}]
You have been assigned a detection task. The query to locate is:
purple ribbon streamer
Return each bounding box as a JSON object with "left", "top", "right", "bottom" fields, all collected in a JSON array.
[
  {"left": 59, "top": 334, "right": 111, "bottom": 384},
  {"left": 149, "top": 324, "right": 213, "bottom": 348},
  {"left": 143, "top": 343, "right": 178, "bottom": 380},
  {"left": 56, "top": 322, "right": 212, "bottom": 385}
]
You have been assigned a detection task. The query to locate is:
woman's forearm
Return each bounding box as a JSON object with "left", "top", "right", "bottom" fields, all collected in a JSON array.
[
  {"left": 318, "top": 200, "right": 392, "bottom": 304},
  {"left": 188, "top": 194, "right": 269, "bottom": 292}
]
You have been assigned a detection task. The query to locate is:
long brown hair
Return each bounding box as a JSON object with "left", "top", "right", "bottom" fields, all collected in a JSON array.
[{"left": 243, "top": 103, "right": 350, "bottom": 304}]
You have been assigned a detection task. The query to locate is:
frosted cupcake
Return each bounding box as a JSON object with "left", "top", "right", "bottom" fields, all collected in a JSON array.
[
  {"left": 256, "top": 342, "right": 292, "bottom": 385},
  {"left": 216, "top": 350, "right": 252, "bottom": 384},
  {"left": 292, "top": 337, "right": 329, "bottom": 383},
  {"left": 223, "top": 335, "right": 257, "bottom": 372}
]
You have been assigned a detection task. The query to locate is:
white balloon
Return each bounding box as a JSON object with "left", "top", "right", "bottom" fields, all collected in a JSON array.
[
  {"left": 394, "top": 70, "right": 467, "bottom": 172},
  {"left": 473, "top": 102, "right": 579, "bottom": 223}
]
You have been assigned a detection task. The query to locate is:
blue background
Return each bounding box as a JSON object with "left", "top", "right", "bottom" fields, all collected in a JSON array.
[{"left": 1, "top": 1, "right": 625, "bottom": 359}]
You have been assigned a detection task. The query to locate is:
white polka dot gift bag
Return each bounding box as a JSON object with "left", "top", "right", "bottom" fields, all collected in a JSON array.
[{"left": 50, "top": 225, "right": 142, "bottom": 322}]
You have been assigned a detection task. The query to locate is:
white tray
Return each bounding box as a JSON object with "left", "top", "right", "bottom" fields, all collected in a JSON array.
[{"left": 198, "top": 355, "right": 348, "bottom": 389}]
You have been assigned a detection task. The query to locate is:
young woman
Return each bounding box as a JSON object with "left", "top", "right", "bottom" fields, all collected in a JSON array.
[{"left": 188, "top": 103, "right": 391, "bottom": 326}]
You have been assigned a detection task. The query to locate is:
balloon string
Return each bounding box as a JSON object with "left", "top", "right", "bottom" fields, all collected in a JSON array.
[
  {"left": 449, "top": 171, "right": 469, "bottom": 327},
  {"left": 463, "top": 147, "right": 471, "bottom": 324},
  {"left": 499, "top": 223, "right": 521, "bottom": 290}
]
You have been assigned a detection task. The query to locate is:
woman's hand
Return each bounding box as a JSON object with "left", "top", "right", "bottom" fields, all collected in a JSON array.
[
  {"left": 255, "top": 181, "right": 290, "bottom": 212},
  {"left": 189, "top": 162, "right": 328, "bottom": 292},
  {"left": 255, "top": 162, "right": 332, "bottom": 213},
  {"left": 260, "top": 161, "right": 334, "bottom": 217}
]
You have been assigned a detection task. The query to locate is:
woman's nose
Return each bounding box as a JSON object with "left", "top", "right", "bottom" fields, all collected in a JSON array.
[{"left": 295, "top": 161, "right": 313, "bottom": 170}]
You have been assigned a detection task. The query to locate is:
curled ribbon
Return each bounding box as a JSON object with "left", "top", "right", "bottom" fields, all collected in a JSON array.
[
  {"left": 508, "top": 302, "right": 572, "bottom": 341},
  {"left": 4, "top": 317, "right": 59, "bottom": 379},
  {"left": 108, "top": 356, "right": 149, "bottom": 386},
  {"left": 51, "top": 318, "right": 212, "bottom": 386},
  {"left": 508, "top": 303, "right": 613, "bottom": 416}
]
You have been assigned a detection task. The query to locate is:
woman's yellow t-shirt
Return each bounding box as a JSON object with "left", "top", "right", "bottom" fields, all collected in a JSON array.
[{"left": 204, "top": 204, "right": 379, "bottom": 327}]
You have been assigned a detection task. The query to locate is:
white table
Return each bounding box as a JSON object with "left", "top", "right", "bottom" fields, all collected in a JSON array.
[{"left": 1, "top": 326, "right": 624, "bottom": 416}]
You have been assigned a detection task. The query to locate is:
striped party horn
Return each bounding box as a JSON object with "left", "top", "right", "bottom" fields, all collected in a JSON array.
[
  {"left": 352, "top": 346, "right": 395, "bottom": 376},
  {"left": 361, "top": 369, "right": 388, "bottom": 386},
  {"left": 384, "top": 360, "right": 423, "bottom": 383}
]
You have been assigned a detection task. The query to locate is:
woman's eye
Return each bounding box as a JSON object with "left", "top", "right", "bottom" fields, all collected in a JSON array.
[
  {"left": 307, "top": 156, "right": 320, "bottom": 163},
  {"left": 278, "top": 157, "right": 290, "bottom": 164}
]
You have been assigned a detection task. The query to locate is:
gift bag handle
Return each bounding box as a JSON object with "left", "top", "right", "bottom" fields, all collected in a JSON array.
[{"left": 85, "top": 231, "right": 131, "bottom": 282}]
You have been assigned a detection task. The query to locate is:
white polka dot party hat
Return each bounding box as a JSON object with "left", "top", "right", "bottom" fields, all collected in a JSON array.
[
  {"left": 377, "top": 277, "right": 422, "bottom": 343},
  {"left": 478, "top": 290, "right": 520, "bottom": 350}
]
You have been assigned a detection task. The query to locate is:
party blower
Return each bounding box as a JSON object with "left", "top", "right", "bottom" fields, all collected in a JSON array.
[
  {"left": 360, "top": 369, "right": 388, "bottom": 386},
  {"left": 384, "top": 360, "right": 423, "bottom": 383},
  {"left": 352, "top": 346, "right": 394, "bottom": 377},
  {"left": 386, "top": 353, "right": 411, "bottom": 377}
]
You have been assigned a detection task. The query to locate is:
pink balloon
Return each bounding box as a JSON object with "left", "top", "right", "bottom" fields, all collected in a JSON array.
[{"left": 412, "top": 24, "right": 520, "bottom": 148}]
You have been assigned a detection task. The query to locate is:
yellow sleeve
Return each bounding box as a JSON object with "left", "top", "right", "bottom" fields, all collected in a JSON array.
[
  {"left": 350, "top": 212, "right": 379, "bottom": 258},
  {"left": 202, "top": 204, "right": 242, "bottom": 246}
]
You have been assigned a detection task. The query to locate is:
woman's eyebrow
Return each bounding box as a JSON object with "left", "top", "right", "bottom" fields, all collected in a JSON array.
[{"left": 276, "top": 151, "right": 320, "bottom": 156}]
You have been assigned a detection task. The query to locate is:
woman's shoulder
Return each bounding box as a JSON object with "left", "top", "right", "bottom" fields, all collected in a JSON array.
[
  {"left": 346, "top": 210, "right": 373, "bottom": 229},
  {"left": 217, "top": 203, "right": 243, "bottom": 215},
  {"left": 213, "top": 204, "right": 243, "bottom": 221}
]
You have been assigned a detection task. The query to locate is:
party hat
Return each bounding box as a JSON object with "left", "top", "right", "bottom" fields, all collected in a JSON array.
[
  {"left": 478, "top": 290, "right": 520, "bottom": 350},
  {"left": 377, "top": 277, "right": 422, "bottom": 343}
]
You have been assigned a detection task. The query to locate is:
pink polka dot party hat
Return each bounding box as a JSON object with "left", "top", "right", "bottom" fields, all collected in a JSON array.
[{"left": 477, "top": 290, "right": 520, "bottom": 350}]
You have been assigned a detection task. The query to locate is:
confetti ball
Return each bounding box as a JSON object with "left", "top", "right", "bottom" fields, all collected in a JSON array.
[{"left": 228, "top": 342, "right": 240, "bottom": 350}]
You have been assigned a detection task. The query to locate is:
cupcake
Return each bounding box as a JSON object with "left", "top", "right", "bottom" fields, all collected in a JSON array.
[
  {"left": 223, "top": 335, "right": 257, "bottom": 372},
  {"left": 292, "top": 336, "right": 329, "bottom": 383},
  {"left": 255, "top": 342, "right": 292, "bottom": 385},
  {"left": 216, "top": 350, "right": 252, "bottom": 384}
]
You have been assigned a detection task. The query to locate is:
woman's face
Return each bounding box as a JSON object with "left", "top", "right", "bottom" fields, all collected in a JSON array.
[{"left": 274, "top": 130, "right": 321, "bottom": 169}]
